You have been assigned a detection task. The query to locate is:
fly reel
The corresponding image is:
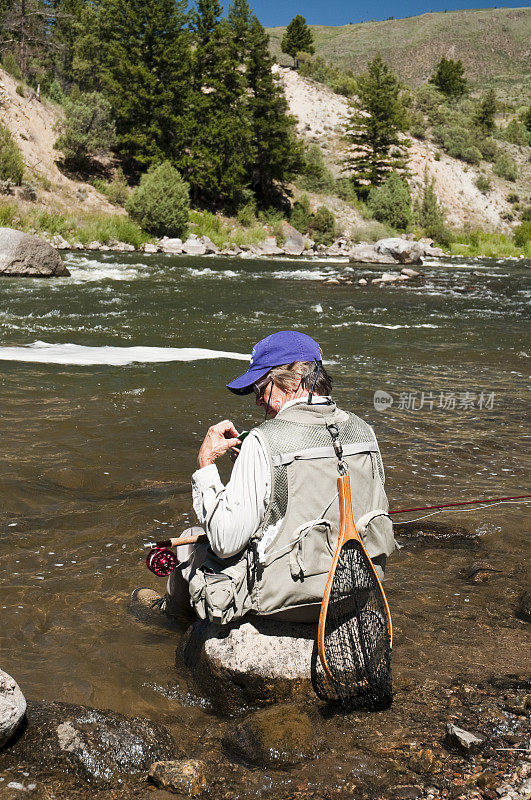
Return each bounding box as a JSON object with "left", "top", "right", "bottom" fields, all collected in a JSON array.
[{"left": 146, "top": 546, "right": 177, "bottom": 577}]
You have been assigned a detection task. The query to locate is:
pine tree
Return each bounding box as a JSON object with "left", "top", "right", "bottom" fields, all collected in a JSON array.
[
  {"left": 474, "top": 88, "right": 497, "bottom": 133},
  {"left": 1, "top": 0, "right": 53, "bottom": 79},
  {"left": 344, "top": 54, "right": 408, "bottom": 193},
  {"left": 227, "top": 0, "right": 252, "bottom": 63},
  {"left": 429, "top": 57, "right": 467, "bottom": 98},
  {"left": 281, "top": 14, "right": 314, "bottom": 68},
  {"left": 50, "top": 0, "right": 86, "bottom": 86},
  {"left": 413, "top": 167, "right": 449, "bottom": 245},
  {"left": 180, "top": 0, "right": 252, "bottom": 211},
  {"left": 245, "top": 16, "right": 303, "bottom": 206},
  {"left": 88, "top": 0, "right": 191, "bottom": 175}
]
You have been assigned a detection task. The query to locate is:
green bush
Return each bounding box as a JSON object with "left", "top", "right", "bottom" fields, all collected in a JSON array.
[
  {"left": 0, "top": 123, "right": 24, "bottom": 185},
  {"left": 501, "top": 120, "right": 528, "bottom": 146},
  {"left": 126, "top": 162, "right": 190, "bottom": 238},
  {"left": 2, "top": 52, "right": 21, "bottom": 79},
  {"left": 415, "top": 83, "right": 444, "bottom": 114},
  {"left": 493, "top": 153, "right": 518, "bottom": 182},
  {"left": 432, "top": 124, "right": 482, "bottom": 164},
  {"left": 513, "top": 221, "right": 531, "bottom": 249},
  {"left": 478, "top": 138, "right": 499, "bottom": 162},
  {"left": 15, "top": 84, "right": 25, "bottom": 97},
  {"left": 309, "top": 205, "right": 336, "bottom": 244},
  {"left": 46, "top": 79, "right": 65, "bottom": 105},
  {"left": 521, "top": 206, "right": 531, "bottom": 222},
  {"left": 93, "top": 168, "right": 129, "bottom": 206},
  {"left": 408, "top": 110, "right": 427, "bottom": 139},
  {"left": 290, "top": 194, "right": 310, "bottom": 233},
  {"left": 507, "top": 192, "right": 520, "bottom": 204},
  {"left": 55, "top": 92, "right": 116, "bottom": 165},
  {"left": 334, "top": 177, "right": 357, "bottom": 202},
  {"left": 298, "top": 144, "right": 335, "bottom": 194},
  {"left": 475, "top": 173, "right": 491, "bottom": 194},
  {"left": 368, "top": 172, "right": 411, "bottom": 231},
  {"left": 413, "top": 168, "right": 450, "bottom": 246}
]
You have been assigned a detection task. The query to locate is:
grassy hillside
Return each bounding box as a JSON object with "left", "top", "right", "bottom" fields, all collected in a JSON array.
[{"left": 267, "top": 7, "right": 531, "bottom": 101}]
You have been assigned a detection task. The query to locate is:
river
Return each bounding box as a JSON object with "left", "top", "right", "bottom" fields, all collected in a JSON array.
[{"left": 0, "top": 252, "right": 529, "bottom": 798}]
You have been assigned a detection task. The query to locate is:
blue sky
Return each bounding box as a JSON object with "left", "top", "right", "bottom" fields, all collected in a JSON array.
[{"left": 240, "top": 1, "right": 525, "bottom": 28}]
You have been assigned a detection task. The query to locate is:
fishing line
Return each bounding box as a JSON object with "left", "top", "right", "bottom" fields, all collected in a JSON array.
[{"left": 393, "top": 498, "right": 531, "bottom": 525}]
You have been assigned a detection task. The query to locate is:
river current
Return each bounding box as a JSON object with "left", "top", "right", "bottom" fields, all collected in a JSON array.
[{"left": 0, "top": 252, "right": 529, "bottom": 796}]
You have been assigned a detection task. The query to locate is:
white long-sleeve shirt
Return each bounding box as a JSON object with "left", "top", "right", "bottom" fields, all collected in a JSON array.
[{"left": 191, "top": 396, "right": 332, "bottom": 558}]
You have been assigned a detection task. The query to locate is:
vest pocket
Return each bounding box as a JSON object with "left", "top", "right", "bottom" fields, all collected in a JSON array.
[
  {"left": 189, "top": 566, "right": 247, "bottom": 625},
  {"left": 289, "top": 519, "right": 336, "bottom": 580}
]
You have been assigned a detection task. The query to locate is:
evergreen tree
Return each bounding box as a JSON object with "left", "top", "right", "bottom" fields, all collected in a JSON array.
[
  {"left": 1, "top": 0, "right": 53, "bottom": 79},
  {"left": 88, "top": 0, "right": 191, "bottom": 175},
  {"left": 429, "top": 57, "right": 467, "bottom": 98},
  {"left": 344, "top": 54, "right": 408, "bottom": 193},
  {"left": 474, "top": 88, "right": 496, "bottom": 132},
  {"left": 368, "top": 171, "right": 411, "bottom": 230},
  {"left": 245, "top": 16, "right": 303, "bottom": 206},
  {"left": 54, "top": 90, "right": 116, "bottom": 165},
  {"left": 413, "top": 167, "right": 448, "bottom": 243},
  {"left": 227, "top": 0, "right": 252, "bottom": 63},
  {"left": 180, "top": 0, "right": 252, "bottom": 211},
  {"left": 281, "top": 14, "right": 314, "bottom": 68},
  {"left": 50, "top": 0, "right": 86, "bottom": 86}
]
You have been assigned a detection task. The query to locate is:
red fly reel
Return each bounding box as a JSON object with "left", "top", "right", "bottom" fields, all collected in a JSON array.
[{"left": 146, "top": 546, "right": 178, "bottom": 577}]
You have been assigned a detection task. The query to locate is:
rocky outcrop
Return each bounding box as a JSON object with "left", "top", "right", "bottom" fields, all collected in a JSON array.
[
  {"left": 2, "top": 700, "right": 177, "bottom": 784},
  {"left": 182, "top": 618, "right": 315, "bottom": 714},
  {"left": 0, "top": 227, "right": 70, "bottom": 277},
  {"left": 0, "top": 670, "right": 26, "bottom": 747},
  {"left": 349, "top": 238, "right": 423, "bottom": 266}
]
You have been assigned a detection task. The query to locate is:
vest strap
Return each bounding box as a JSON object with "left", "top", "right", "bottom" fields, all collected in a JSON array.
[
  {"left": 355, "top": 509, "right": 392, "bottom": 536},
  {"left": 271, "top": 441, "right": 379, "bottom": 467}
]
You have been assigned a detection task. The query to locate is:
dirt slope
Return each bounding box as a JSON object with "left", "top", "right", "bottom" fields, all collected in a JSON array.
[
  {"left": 0, "top": 68, "right": 117, "bottom": 215},
  {"left": 278, "top": 66, "right": 529, "bottom": 234}
]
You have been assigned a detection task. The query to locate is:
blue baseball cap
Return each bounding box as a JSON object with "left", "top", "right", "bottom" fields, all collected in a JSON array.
[{"left": 227, "top": 330, "right": 322, "bottom": 394}]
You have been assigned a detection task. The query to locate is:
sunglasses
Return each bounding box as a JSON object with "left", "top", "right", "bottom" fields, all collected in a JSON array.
[{"left": 252, "top": 376, "right": 272, "bottom": 400}]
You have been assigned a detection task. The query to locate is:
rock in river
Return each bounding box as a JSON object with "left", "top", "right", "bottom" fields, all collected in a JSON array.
[
  {"left": 2, "top": 700, "right": 177, "bottom": 784},
  {"left": 225, "top": 704, "right": 315, "bottom": 767},
  {"left": 149, "top": 759, "right": 206, "bottom": 795},
  {"left": 445, "top": 723, "right": 486, "bottom": 754},
  {"left": 0, "top": 227, "right": 70, "bottom": 277},
  {"left": 182, "top": 617, "right": 315, "bottom": 713},
  {"left": 0, "top": 669, "right": 26, "bottom": 747}
]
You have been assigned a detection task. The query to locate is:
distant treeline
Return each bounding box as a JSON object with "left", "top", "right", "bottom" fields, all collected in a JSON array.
[{"left": 0, "top": 0, "right": 303, "bottom": 211}]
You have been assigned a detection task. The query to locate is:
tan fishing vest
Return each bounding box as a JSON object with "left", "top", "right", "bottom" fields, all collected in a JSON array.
[{"left": 188, "top": 401, "right": 396, "bottom": 624}]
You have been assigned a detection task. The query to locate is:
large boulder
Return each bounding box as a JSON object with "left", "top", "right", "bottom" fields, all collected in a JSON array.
[
  {"left": 182, "top": 618, "right": 316, "bottom": 714},
  {"left": 280, "top": 222, "right": 307, "bottom": 256},
  {"left": 375, "top": 238, "right": 423, "bottom": 264},
  {"left": 182, "top": 235, "right": 207, "bottom": 256},
  {"left": 0, "top": 227, "right": 70, "bottom": 277},
  {"left": 349, "top": 243, "right": 396, "bottom": 265},
  {"left": 0, "top": 669, "right": 26, "bottom": 747},
  {"left": 2, "top": 700, "right": 177, "bottom": 784},
  {"left": 257, "top": 236, "right": 284, "bottom": 256}
]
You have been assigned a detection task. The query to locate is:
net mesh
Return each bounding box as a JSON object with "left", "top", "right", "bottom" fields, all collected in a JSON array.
[{"left": 312, "top": 539, "right": 392, "bottom": 710}]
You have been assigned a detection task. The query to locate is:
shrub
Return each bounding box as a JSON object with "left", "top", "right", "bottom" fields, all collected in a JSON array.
[
  {"left": 507, "top": 193, "right": 520, "bottom": 204},
  {"left": 433, "top": 124, "right": 482, "bottom": 164},
  {"left": 413, "top": 168, "right": 450, "bottom": 246},
  {"left": 2, "top": 52, "right": 21, "bottom": 79},
  {"left": 55, "top": 92, "right": 116, "bottom": 165},
  {"left": 93, "top": 168, "right": 129, "bottom": 206},
  {"left": 0, "top": 123, "right": 24, "bottom": 184},
  {"left": 290, "top": 194, "right": 310, "bottom": 233},
  {"left": 415, "top": 84, "right": 445, "bottom": 114},
  {"left": 478, "top": 138, "right": 499, "bottom": 162},
  {"left": 501, "top": 120, "right": 528, "bottom": 146},
  {"left": 298, "top": 144, "right": 335, "bottom": 194},
  {"left": 513, "top": 221, "right": 531, "bottom": 248},
  {"left": 408, "top": 110, "right": 427, "bottom": 139},
  {"left": 15, "top": 84, "right": 25, "bottom": 97},
  {"left": 126, "top": 162, "right": 190, "bottom": 238},
  {"left": 236, "top": 201, "right": 256, "bottom": 227},
  {"left": 309, "top": 205, "right": 336, "bottom": 244},
  {"left": 521, "top": 206, "right": 531, "bottom": 222},
  {"left": 493, "top": 153, "right": 518, "bottom": 182},
  {"left": 368, "top": 172, "right": 411, "bottom": 231},
  {"left": 475, "top": 174, "right": 491, "bottom": 194},
  {"left": 47, "top": 79, "right": 65, "bottom": 105},
  {"left": 334, "top": 177, "right": 357, "bottom": 202}
]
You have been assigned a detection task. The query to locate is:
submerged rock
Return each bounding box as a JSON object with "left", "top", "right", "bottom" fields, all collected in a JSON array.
[
  {"left": 182, "top": 618, "right": 315, "bottom": 714},
  {"left": 149, "top": 759, "right": 206, "bottom": 795},
  {"left": 2, "top": 700, "right": 177, "bottom": 784},
  {"left": 0, "top": 669, "right": 26, "bottom": 748},
  {"left": 0, "top": 227, "right": 70, "bottom": 277},
  {"left": 225, "top": 704, "right": 315, "bottom": 767}
]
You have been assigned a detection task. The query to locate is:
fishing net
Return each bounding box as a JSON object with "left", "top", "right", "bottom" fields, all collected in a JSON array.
[{"left": 313, "top": 538, "right": 392, "bottom": 710}]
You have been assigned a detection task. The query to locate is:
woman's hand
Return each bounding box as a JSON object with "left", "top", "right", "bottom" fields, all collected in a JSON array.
[{"left": 198, "top": 420, "right": 241, "bottom": 468}]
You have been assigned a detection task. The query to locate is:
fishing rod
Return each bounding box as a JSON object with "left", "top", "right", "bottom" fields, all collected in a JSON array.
[{"left": 144, "top": 494, "right": 530, "bottom": 577}]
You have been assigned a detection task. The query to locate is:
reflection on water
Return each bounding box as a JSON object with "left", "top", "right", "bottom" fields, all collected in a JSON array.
[{"left": 0, "top": 252, "right": 529, "bottom": 795}]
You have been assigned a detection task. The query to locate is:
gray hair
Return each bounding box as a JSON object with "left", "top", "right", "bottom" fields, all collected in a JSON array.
[{"left": 269, "top": 361, "right": 332, "bottom": 395}]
